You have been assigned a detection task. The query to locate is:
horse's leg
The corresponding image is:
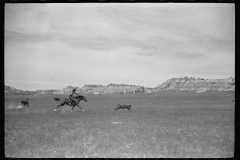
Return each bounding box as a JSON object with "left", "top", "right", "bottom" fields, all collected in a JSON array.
[
  {"left": 76, "top": 104, "right": 84, "bottom": 111},
  {"left": 71, "top": 105, "right": 75, "bottom": 112},
  {"left": 54, "top": 105, "right": 60, "bottom": 111},
  {"left": 54, "top": 103, "right": 64, "bottom": 111}
]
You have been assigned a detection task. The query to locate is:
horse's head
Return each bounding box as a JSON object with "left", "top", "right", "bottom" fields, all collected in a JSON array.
[
  {"left": 82, "top": 96, "right": 88, "bottom": 102},
  {"left": 74, "top": 95, "right": 88, "bottom": 102}
]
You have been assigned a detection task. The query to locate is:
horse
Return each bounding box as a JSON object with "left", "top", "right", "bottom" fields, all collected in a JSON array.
[
  {"left": 53, "top": 95, "right": 88, "bottom": 112},
  {"left": 21, "top": 99, "right": 29, "bottom": 107},
  {"left": 114, "top": 104, "right": 134, "bottom": 112}
]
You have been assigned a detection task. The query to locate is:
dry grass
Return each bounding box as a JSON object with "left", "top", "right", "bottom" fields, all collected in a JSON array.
[{"left": 5, "top": 91, "right": 234, "bottom": 158}]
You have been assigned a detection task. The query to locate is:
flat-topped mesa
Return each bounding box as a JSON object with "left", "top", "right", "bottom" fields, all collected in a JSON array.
[
  {"left": 80, "top": 84, "right": 106, "bottom": 93},
  {"left": 154, "top": 77, "right": 235, "bottom": 92},
  {"left": 83, "top": 84, "right": 105, "bottom": 88},
  {"left": 103, "top": 84, "right": 138, "bottom": 94},
  {"left": 79, "top": 83, "right": 153, "bottom": 94},
  {"left": 106, "top": 83, "right": 140, "bottom": 87}
]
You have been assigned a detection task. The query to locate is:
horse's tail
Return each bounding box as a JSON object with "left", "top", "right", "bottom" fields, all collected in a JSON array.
[{"left": 54, "top": 98, "right": 61, "bottom": 102}]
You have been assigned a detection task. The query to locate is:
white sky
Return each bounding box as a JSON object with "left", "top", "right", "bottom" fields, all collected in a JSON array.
[{"left": 5, "top": 3, "right": 235, "bottom": 91}]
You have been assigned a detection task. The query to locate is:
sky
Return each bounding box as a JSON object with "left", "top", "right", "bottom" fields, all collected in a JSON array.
[{"left": 5, "top": 3, "right": 235, "bottom": 91}]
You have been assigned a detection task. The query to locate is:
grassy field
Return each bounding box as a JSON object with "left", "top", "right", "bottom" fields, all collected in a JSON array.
[{"left": 5, "top": 91, "right": 235, "bottom": 158}]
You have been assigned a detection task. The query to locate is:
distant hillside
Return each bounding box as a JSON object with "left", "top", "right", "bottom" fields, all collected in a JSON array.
[
  {"left": 5, "top": 85, "right": 34, "bottom": 95},
  {"left": 80, "top": 84, "right": 106, "bottom": 94},
  {"left": 154, "top": 77, "right": 235, "bottom": 93},
  {"left": 5, "top": 85, "right": 56, "bottom": 95},
  {"left": 5, "top": 76, "right": 235, "bottom": 95},
  {"left": 36, "top": 89, "right": 57, "bottom": 95},
  {"left": 5, "top": 85, "right": 19, "bottom": 94},
  {"left": 80, "top": 84, "right": 154, "bottom": 94},
  {"left": 53, "top": 86, "right": 75, "bottom": 94}
]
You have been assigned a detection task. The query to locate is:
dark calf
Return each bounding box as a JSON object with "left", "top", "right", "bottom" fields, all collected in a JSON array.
[
  {"left": 21, "top": 99, "right": 29, "bottom": 107},
  {"left": 114, "top": 104, "right": 134, "bottom": 112}
]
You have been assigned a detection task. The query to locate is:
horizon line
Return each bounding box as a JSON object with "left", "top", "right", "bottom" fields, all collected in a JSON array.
[{"left": 5, "top": 76, "right": 234, "bottom": 92}]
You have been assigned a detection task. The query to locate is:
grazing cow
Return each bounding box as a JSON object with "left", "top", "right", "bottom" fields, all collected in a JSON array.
[
  {"left": 54, "top": 95, "right": 88, "bottom": 112},
  {"left": 114, "top": 104, "right": 134, "bottom": 112},
  {"left": 21, "top": 99, "right": 29, "bottom": 107}
]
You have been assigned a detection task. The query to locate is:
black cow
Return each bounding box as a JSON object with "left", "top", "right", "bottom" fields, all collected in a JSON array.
[
  {"left": 21, "top": 99, "right": 29, "bottom": 107},
  {"left": 114, "top": 104, "right": 134, "bottom": 112}
]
